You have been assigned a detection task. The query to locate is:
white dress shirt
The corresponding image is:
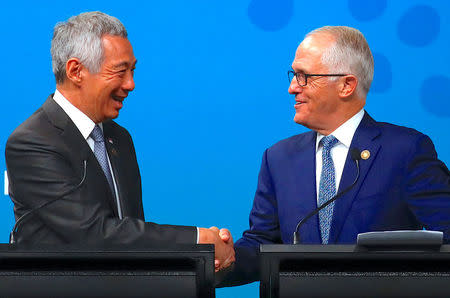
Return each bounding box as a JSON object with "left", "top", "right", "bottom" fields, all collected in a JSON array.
[
  {"left": 53, "top": 89, "right": 123, "bottom": 219},
  {"left": 315, "top": 109, "right": 365, "bottom": 204}
]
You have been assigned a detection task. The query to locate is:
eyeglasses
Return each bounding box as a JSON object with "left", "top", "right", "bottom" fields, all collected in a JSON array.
[{"left": 288, "top": 70, "right": 348, "bottom": 87}]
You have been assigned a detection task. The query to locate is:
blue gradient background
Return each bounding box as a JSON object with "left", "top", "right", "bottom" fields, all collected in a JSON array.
[{"left": 1, "top": 1, "right": 449, "bottom": 296}]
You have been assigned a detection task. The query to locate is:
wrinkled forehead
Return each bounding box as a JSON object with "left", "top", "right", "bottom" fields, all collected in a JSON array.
[{"left": 101, "top": 35, "right": 137, "bottom": 65}]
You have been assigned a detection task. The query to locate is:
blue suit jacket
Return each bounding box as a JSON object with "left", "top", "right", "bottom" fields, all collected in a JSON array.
[{"left": 222, "top": 112, "right": 450, "bottom": 286}]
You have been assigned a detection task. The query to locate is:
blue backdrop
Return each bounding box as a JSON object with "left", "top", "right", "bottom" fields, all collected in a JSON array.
[{"left": 1, "top": 1, "right": 449, "bottom": 296}]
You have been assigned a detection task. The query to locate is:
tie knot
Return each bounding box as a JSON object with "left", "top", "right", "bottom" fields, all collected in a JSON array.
[
  {"left": 321, "top": 135, "right": 338, "bottom": 151},
  {"left": 90, "top": 125, "right": 104, "bottom": 142}
]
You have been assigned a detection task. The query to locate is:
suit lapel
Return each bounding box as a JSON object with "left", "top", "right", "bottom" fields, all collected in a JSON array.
[
  {"left": 329, "top": 113, "right": 381, "bottom": 243},
  {"left": 42, "top": 96, "right": 120, "bottom": 217},
  {"left": 295, "top": 131, "right": 322, "bottom": 244},
  {"left": 42, "top": 96, "right": 92, "bottom": 163}
]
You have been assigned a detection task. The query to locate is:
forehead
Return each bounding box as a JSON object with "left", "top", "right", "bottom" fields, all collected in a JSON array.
[
  {"left": 101, "top": 35, "right": 136, "bottom": 66},
  {"left": 292, "top": 33, "right": 334, "bottom": 72}
]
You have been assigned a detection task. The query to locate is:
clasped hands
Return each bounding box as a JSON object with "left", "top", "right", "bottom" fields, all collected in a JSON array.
[{"left": 199, "top": 226, "right": 235, "bottom": 272}]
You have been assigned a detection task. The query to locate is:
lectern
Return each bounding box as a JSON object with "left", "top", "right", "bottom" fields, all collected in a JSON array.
[
  {"left": 0, "top": 244, "right": 215, "bottom": 298},
  {"left": 260, "top": 244, "right": 450, "bottom": 297}
]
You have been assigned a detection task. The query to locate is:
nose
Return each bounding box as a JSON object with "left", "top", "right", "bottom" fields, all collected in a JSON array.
[
  {"left": 288, "top": 78, "right": 301, "bottom": 94},
  {"left": 123, "top": 71, "right": 135, "bottom": 92}
]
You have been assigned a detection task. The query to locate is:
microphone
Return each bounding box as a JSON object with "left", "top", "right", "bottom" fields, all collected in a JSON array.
[
  {"left": 9, "top": 160, "right": 87, "bottom": 245},
  {"left": 293, "top": 148, "right": 362, "bottom": 244}
]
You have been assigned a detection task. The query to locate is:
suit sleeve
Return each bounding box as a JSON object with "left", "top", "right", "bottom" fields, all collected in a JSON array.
[
  {"left": 218, "top": 149, "right": 281, "bottom": 286},
  {"left": 6, "top": 129, "right": 196, "bottom": 247},
  {"left": 403, "top": 134, "right": 450, "bottom": 242},
  {"left": 238, "top": 149, "right": 282, "bottom": 246}
]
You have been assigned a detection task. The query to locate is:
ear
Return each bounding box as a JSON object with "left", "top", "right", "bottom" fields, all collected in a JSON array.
[
  {"left": 338, "top": 75, "right": 358, "bottom": 98},
  {"left": 65, "top": 58, "right": 84, "bottom": 86}
]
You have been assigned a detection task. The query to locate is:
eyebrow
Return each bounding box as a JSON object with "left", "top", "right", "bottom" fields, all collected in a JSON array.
[
  {"left": 291, "top": 66, "right": 304, "bottom": 73},
  {"left": 114, "top": 59, "right": 138, "bottom": 69}
]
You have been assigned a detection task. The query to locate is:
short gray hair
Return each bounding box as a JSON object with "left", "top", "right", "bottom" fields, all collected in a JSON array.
[
  {"left": 51, "top": 11, "right": 127, "bottom": 84},
  {"left": 306, "top": 26, "right": 374, "bottom": 97}
]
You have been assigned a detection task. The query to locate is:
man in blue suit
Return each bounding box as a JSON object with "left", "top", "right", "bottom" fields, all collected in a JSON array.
[{"left": 218, "top": 26, "right": 450, "bottom": 286}]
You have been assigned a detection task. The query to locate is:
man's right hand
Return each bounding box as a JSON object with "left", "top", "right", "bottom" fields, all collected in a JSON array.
[{"left": 198, "top": 227, "right": 235, "bottom": 272}]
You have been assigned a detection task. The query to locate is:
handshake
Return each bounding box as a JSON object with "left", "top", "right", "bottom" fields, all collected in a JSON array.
[{"left": 198, "top": 227, "right": 235, "bottom": 272}]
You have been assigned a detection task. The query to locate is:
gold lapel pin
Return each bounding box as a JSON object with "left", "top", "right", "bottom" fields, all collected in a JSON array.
[
  {"left": 361, "top": 150, "right": 370, "bottom": 160},
  {"left": 111, "top": 148, "right": 118, "bottom": 156}
]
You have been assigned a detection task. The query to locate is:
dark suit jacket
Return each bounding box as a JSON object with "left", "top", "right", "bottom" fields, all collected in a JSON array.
[
  {"left": 5, "top": 95, "right": 196, "bottom": 247},
  {"left": 220, "top": 112, "right": 450, "bottom": 286}
]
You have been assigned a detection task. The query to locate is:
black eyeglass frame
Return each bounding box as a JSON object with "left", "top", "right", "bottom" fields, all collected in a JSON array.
[{"left": 288, "top": 70, "right": 349, "bottom": 87}]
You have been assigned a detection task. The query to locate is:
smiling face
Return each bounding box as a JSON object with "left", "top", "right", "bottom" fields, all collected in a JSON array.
[
  {"left": 81, "top": 35, "right": 136, "bottom": 123},
  {"left": 288, "top": 33, "right": 343, "bottom": 134}
]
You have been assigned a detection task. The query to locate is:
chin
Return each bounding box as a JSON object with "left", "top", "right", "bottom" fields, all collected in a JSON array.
[
  {"left": 294, "top": 116, "right": 315, "bottom": 131},
  {"left": 105, "top": 111, "right": 120, "bottom": 120},
  {"left": 293, "top": 114, "right": 306, "bottom": 125}
]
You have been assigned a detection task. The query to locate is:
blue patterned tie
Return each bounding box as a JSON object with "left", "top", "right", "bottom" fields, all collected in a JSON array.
[
  {"left": 90, "top": 125, "right": 115, "bottom": 194},
  {"left": 318, "top": 135, "right": 339, "bottom": 244}
]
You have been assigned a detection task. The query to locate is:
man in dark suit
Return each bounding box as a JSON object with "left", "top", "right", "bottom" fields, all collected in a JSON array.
[
  {"left": 5, "top": 11, "right": 234, "bottom": 271},
  {"left": 219, "top": 26, "right": 450, "bottom": 286}
]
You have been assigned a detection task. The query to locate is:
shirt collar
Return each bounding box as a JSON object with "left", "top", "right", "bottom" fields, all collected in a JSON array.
[
  {"left": 53, "top": 89, "right": 102, "bottom": 140},
  {"left": 316, "top": 109, "right": 365, "bottom": 152}
]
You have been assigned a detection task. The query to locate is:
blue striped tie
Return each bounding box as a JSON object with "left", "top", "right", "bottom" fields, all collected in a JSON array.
[{"left": 318, "top": 135, "right": 339, "bottom": 244}]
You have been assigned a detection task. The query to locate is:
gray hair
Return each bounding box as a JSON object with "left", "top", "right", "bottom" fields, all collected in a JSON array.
[
  {"left": 306, "top": 26, "right": 374, "bottom": 97},
  {"left": 51, "top": 11, "right": 127, "bottom": 84}
]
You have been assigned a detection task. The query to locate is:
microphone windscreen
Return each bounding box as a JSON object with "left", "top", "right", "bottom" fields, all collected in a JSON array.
[{"left": 350, "top": 148, "right": 362, "bottom": 161}]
